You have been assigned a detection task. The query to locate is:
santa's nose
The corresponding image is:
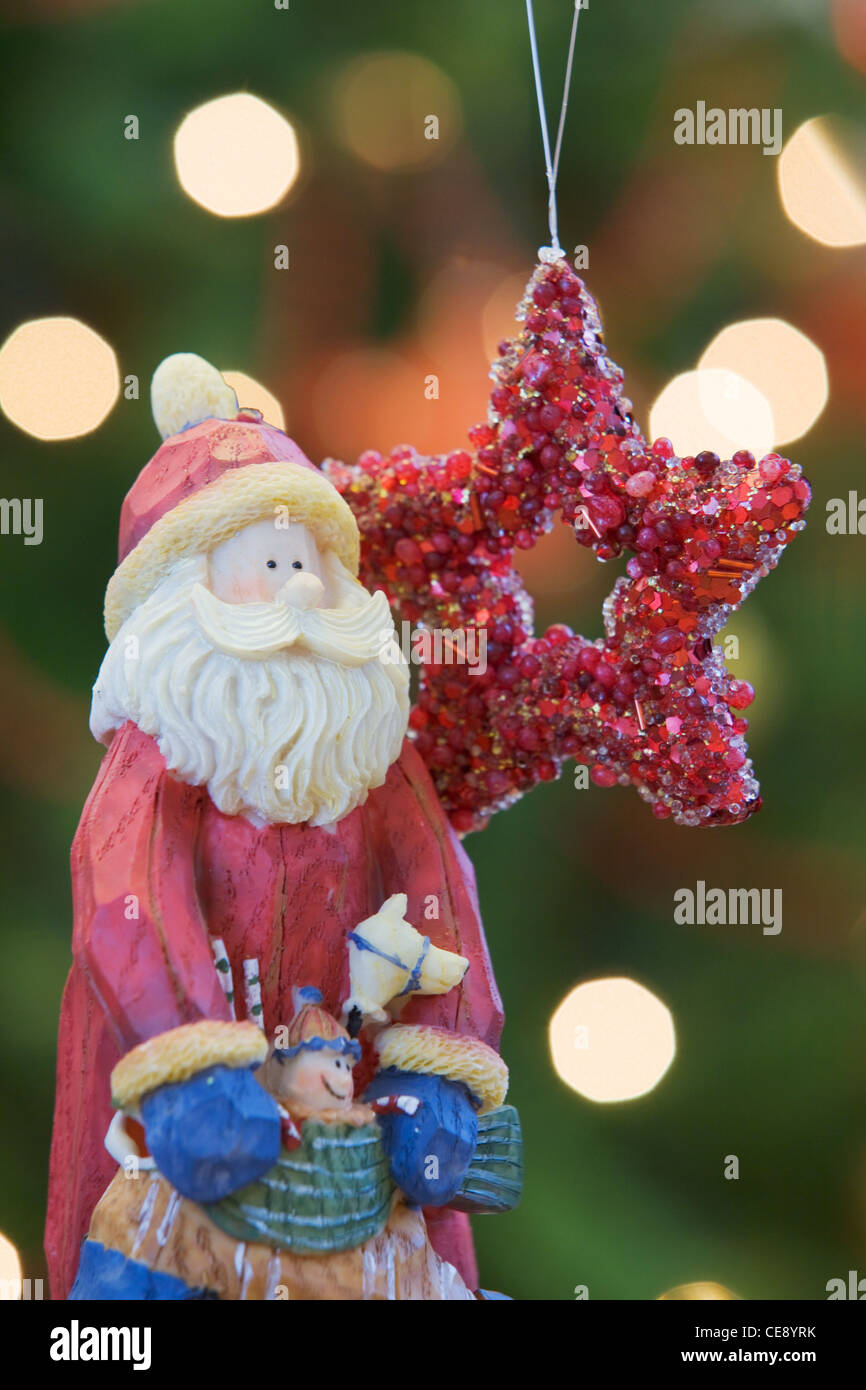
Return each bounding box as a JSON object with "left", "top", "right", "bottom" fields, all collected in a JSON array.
[{"left": 277, "top": 571, "right": 325, "bottom": 611}]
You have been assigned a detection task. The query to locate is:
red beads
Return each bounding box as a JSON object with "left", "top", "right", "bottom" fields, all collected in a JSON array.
[
  {"left": 758, "top": 453, "right": 785, "bottom": 485},
  {"left": 652, "top": 629, "right": 685, "bottom": 656},
  {"left": 727, "top": 681, "right": 755, "bottom": 710},
  {"left": 590, "top": 764, "right": 618, "bottom": 788},
  {"left": 652, "top": 438, "right": 675, "bottom": 460},
  {"left": 625, "top": 470, "right": 656, "bottom": 498},
  {"left": 324, "top": 255, "right": 810, "bottom": 833}
]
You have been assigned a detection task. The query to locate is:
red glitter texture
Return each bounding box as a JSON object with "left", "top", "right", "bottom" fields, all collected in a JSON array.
[{"left": 324, "top": 256, "right": 810, "bottom": 834}]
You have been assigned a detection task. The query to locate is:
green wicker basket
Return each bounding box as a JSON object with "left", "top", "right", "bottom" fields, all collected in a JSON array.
[
  {"left": 451, "top": 1105, "right": 523, "bottom": 1214},
  {"left": 207, "top": 1119, "right": 394, "bottom": 1255}
]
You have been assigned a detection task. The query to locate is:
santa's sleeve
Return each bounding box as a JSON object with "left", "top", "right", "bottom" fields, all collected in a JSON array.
[
  {"left": 369, "top": 739, "right": 504, "bottom": 1052},
  {"left": 72, "top": 720, "right": 231, "bottom": 1056}
]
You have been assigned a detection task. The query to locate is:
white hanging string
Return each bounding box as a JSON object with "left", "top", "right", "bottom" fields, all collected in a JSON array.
[{"left": 525, "top": 0, "right": 583, "bottom": 255}]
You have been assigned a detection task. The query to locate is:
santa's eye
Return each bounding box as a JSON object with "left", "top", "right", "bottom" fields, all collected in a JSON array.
[
  {"left": 292, "top": 560, "right": 303, "bottom": 570},
  {"left": 266, "top": 560, "right": 278, "bottom": 569}
]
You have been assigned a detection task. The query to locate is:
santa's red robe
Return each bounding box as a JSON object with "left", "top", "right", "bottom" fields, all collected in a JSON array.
[{"left": 46, "top": 720, "right": 503, "bottom": 1298}]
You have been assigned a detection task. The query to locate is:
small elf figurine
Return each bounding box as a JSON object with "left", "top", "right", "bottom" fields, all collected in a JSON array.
[
  {"left": 260, "top": 986, "right": 372, "bottom": 1133},
  {"left": 72, "top": 986, "right": 520, "bottom": 1300}
]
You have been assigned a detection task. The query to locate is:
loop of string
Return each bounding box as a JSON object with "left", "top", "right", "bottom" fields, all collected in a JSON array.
[{"left": 525, "top": 0, "right": 582, "bottom": 255}]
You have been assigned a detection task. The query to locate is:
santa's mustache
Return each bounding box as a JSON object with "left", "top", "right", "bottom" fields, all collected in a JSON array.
[{"left": 190, "top": 576, "right": 399, "bottom": 667}]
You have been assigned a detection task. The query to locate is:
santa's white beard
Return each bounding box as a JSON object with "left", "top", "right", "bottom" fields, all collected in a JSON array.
[{"left": 91, "top": 554, "right": 410, "bottom": 827}]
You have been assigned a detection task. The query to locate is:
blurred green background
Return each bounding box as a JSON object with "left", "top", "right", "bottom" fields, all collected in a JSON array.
[{"left": 1, "top": 0, "right": 865, "bottom": 1300}]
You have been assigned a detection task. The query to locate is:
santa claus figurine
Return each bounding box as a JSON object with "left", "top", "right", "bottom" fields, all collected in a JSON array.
[{"left": 46, "top": 355, "right": 509, "bottom": 1299}]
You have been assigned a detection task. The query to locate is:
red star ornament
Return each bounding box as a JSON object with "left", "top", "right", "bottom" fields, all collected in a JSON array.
[{"left": 324, "top": 251, "right": 810, "bottom": 834}]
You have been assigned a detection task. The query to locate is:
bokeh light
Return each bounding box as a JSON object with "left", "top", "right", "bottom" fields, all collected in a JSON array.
[
  {"left": 417, "top": 260, "right": 502, "bottom": 364},
  {"left": 312, "top": 346, "right": 423, "bottom": 458},
  {"left": 0, "top": 317, "right": 119, "bottom": 441},
  {"left": 649, "top": 368, "right": 774, "bottom": 461},
  {"left": 174, "top": 93, "right": 300, "bottom": 217},
  {"left": 778, "top": 116, "right": 866, "bottom": 248},
  {"left": 0, "top": 1233, "right": 21, "bottom": 1299},
  {"left": 658, "top": 1282, "right": 739, "bottom": 1300},
  {"left": 549, "top": 978, "right": 676, "bottom": 1103},
  {"left": 221, "top": 370, "right": 286, "bottom": 431},
  {"left": 334, "top": 51, "right": 461, "bottom": 171},
  {"left": 832, "top": 0, "right": 866, "bottom": 77},
  {"left": 699, "top": 318, "right": 827, "bottom": 447}
]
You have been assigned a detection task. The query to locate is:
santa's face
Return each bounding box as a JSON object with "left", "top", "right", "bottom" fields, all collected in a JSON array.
[
  {"left": 272, "top": 1048, "right": 355, "bottom": 1112},
  {"left": 91, "top": 517, "right": 410, "bottom": 827},
  {"left": 208, "top": 519, "right": 330, "bottom": 608}
]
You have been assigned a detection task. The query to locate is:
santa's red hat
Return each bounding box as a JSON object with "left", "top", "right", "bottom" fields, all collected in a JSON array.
[{"left": 103, "top": 353, "right": 359, "bottom": 640}]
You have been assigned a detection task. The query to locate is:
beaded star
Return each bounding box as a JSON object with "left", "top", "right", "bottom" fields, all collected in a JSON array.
[{"left": 324, "top": 252, "right": 810, "bottom": 834}]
